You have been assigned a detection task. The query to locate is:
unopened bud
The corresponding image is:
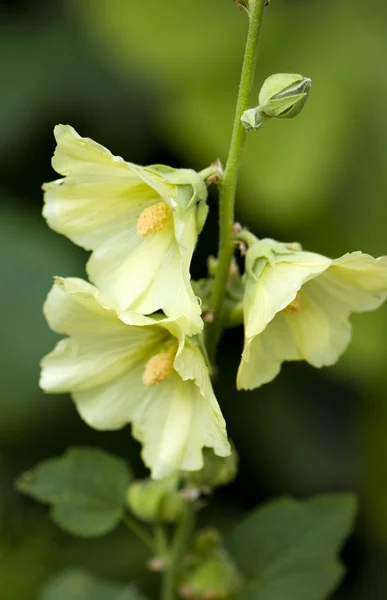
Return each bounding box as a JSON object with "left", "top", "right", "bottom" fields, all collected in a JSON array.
[
  {"left": 240, "top": 107, "right": 263, "bottom": 131},
  {"left": 182, "top": 445, "right": 238, "bottom": 491},
  {"left": 258, "top": 73, "right": 312, "bottom": 119},
  {"left": 127, "top": 477, "right": 184, "bottom": 524},
  {"left": 241, "top": 73, "right": 311, "bottom": 131},
  {"left": 179, "top": 528, "right": 244, "bottom": 600}
]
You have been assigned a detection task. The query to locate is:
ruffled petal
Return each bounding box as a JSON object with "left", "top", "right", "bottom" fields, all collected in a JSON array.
[
  {"left": 43, "top": 125, "right": 159, "bottom": 250},
  {"left": 283, "top": 280, "right": 353, "bottom": 367},
  {"left": 244, "top": 250, "right": 330, "bottom": 339},
  {"left": 134, "top": 368, "right": 229, "bottom": 479},
  {"left": 174, "top": 341, "right": 230, "bottom": 463},
  {"left": 72, "top": 355, "right": 229, "bottom": 479},
  {"left": 71, "top": 362, "right": 147, "bottom": 429},
  {"left": 40, "top": 278, "right": 169, "bottom": 393},
  {"left": 119, "top": 209, "right": 202, "bottom": 334},
  {"left": 239, "top": 251, "right": 387, "bottom": 389},
  {"left": 43, "top": 125, "right": 203, "bottom": 331},
  {"left": 237, "top": 311, "right": 300, "bottom": 390},
  {"left": 325, "top": 252, "right": 387, "bottom": 312}
]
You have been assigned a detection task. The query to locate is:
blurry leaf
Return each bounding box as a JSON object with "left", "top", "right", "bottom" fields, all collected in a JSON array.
[
  {"left": 16, "top": 447, "right": 132, "bottom": 537},
  {"left": 226, "top": 494, "right": 356, "bottom": 600},
  {"left": 40, "top": 569, "right": 148, "bottom": 600},
  {"left": 0, "top": 203, "right": 84, "bottom": 447},
  {"left": 0, "top": 516, "right": 55, "bottom": 600}
]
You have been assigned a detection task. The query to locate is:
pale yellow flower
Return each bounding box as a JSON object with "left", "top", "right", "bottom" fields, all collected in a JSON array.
[
  {"left": 43, "top": 125, "right": 209, "bottom": 335},
  {"left": 40, "top": 277, "right": 230, "bottom": 478},
  {"left": 237, "top": 239, "right": 387, "bottom": 390}
]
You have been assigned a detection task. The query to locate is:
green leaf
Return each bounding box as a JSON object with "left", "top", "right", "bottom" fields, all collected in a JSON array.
[
  {"left": 40, "top": 569, "right": 148, "bottom": 600},
  {"left": 226, "top": 494, "right": 357, "bottom": 600},
  {"left": 16, "top": 447, "right": 132, "bottom": 537}
]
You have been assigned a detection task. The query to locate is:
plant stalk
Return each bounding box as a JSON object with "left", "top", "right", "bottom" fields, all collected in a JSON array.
[
  {"left": 207, "top": 0, "right": 267, "bottom": 361},
  {"left": 123, "top": 515, "right": 154, "bottom": 553},
  {"left": 161, "top": 503, "right": 194, "bottom": 600}
]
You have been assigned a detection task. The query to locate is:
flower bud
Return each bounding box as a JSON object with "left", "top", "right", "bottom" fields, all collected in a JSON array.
[
  {"left": 127, "top": 477, "right": 184, "bottom": 524},
  {"left": 258, "top": 73, "right": 312, "bottom": 119},
  {"left": 182, "top": 444, "right": 238, "bottom": 490},
  {"left": 240, "top": 107, "right": 263, "bottom": 131},
  {"left": 179, "top": 529, "right": 244, "bottom": 600}
]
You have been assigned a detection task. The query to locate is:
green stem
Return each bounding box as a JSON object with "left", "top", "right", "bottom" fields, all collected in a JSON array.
[
  {"left": 236, "top": 229, "right": 260, "bottom": 247},
  {"left": 123, "top": 515, "right": 154, "bottom": 553},
  {"left": 207, "top": 0, "right": 267, "bottom": 361},
  {"left": 199, "top": 163, "right": 223, "bottom": 182},
  {"left": 161, "top": 503, "right": 194, "bottom": 600},
  {"left": 154, "top": 523, "right": 169, "bottom": 558}
]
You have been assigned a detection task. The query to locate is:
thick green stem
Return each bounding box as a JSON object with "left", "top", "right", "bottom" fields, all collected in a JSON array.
[
  {"left": 207, "top": 0, "right": 267, "bottom": 361},
  {"left": 161, "top": 503, "right": 194, "bottom": 600}
]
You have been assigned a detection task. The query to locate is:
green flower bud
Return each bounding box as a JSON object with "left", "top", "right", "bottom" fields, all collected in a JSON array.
[
  {"left": 182, "top": 444, "right": 238, "bottom": 490},
  {"left": 258, "top": 73, "right": 312, "bottom": 119},
  {"left": 179, "top": 529, "right": 244, "bottom": 600},
  {"left": 127, "top": 477, "right": 184, "bottom": 524},
  {"left": 240, "top": 107, "right": 263, "bottom": 131}
]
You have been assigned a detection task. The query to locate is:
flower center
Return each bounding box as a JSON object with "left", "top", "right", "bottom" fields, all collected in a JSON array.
[
  {"left": 142, "top": 346, "right": 177, "bottom": 386},
  {"left": 284, "top": 292, "right": 301, "bottom": 314},
  {"left": 137, "top": 201, "right": 171, "bottom": 236}
]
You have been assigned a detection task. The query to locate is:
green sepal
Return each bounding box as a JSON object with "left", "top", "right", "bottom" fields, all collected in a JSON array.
[
  {"left": 181, "top": 444, "right": 238, "bottom": 490},
  {"left": 179, "top": 528, "right": 244, "bottom": 599},
  {"left": 127, "top": 476, "right": 184, "bottom": 524}
]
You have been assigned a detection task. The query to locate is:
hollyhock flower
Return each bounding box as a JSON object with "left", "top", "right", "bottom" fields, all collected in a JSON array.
[
  {"left": 237, "top": 238, "right": 387, "bottom": 390},
  {"left": 43, "top": 125, "right": 209, "bottom": 335},
  {"left": 40, "top": 277, "right": 230, "bottom": 478}
]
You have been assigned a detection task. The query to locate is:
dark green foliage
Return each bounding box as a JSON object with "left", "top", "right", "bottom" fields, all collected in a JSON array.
[{"left": 16, "top": 448, "right": 132, "bottom": 537}]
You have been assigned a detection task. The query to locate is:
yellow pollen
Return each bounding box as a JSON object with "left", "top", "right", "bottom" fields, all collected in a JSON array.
[
  {"left": 137, "top": 201, "right": 171, "bottom": 236},
  {"left": 142, "top": 347, "right": 176, "bottom": 386},
  {"left": 284, "top": 293, "right": 301, "bottom": 314}
]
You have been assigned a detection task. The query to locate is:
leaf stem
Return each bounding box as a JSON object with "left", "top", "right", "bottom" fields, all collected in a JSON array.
[
  {"left": 161, "top": 502, "right": 194, "bottom": 600},
  {"left": 123, "top": 514, "right": 154, "bottom": 553},
  {"left": 207, "top": 0, "right": 267, "bottom": 361}
]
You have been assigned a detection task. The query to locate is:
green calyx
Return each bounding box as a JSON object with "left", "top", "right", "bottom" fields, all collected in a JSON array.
[
  {"left": 181, "top": 445, "right": 238, "bottom": 491},
  {"left": 178, "top": 528, "right": 244, "bottom": 599},
  {"left": 241, "top": 73, "right": 312, "bottom": 130},
  {"left": 127, "top": 476, "right": 184, "bottom": 524}
]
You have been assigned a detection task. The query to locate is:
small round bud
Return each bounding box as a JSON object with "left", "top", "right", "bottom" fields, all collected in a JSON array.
[
  {"left": 240, "top": 107, "right": 263, "bottom": 131},
  {"left": 258, "top": 73, "right": 312, "bottom": 119},
  {"left": 182, "top": 445, "right": 238, "bottom": 491},
  {"left": 127, "top": 477, "right": 184, "bottom": 524},
  {"left": 178, "top": 528, "right": 244, "bottom": 600}
]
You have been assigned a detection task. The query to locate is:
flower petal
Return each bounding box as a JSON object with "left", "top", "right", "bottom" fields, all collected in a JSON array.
[
  {"left": 40, "top": 278, "right": 168, "bottom": 393},
  {"left": 237, "top": 311, "right": 300, "bottom": 390},
  {"left": 326, "top": 252, "right": 387, "bottom": 311},
  {"left": 72, "top": 362, "right": 229, "bottom": 479},
  {"left": 244, "top": 251, "right": 331, "bottom": 339},
  {"left": 173, "top": 342, "right": 230, "bottom": 462},
  {"left": 43, "top": 125, "right": 158, "bottom": 250},
  {"left": 43, "top": 125, "right": 203, "bottom": 331},
  {"left": 283, "top": 280, "right": 353, "bottom": 367}
]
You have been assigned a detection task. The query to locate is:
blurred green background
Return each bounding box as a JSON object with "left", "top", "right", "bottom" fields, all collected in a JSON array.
[{"left": 2, "top": 0, "right": 387, "bottom": 597}]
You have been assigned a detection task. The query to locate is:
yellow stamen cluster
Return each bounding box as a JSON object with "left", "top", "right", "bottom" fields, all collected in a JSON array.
[
  {"left": 137, "top": 201, "right": 171, "bottom": 237},
  {"left": 142, "top": 347, "right": 177, "bottom": 386},
  {"left": 284, "top": 292, "right": 301, "bottom": 314}
]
